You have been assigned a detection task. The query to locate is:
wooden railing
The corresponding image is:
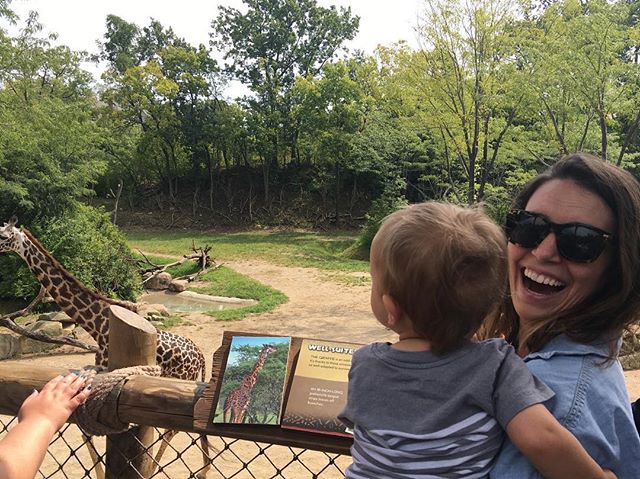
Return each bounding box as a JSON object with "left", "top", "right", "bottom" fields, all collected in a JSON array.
[{"left": 0, "top": 306, "right": 352, "bottom": 478}]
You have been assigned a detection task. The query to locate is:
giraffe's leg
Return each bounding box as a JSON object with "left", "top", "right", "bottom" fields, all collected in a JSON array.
[
  {"left": 232, "top": 407, "right": 243, "bottom": 424},
  {"left": 83, "top": 433, "right": 105, "bottom": 479},
  {"left": 153, "top": 429, "right": 178, "bottom": 473},
  {"left": 236, "top": 407, "right": 247, "bottom": 424},
  {"left": 195, "top": 434, "right": 212, "bottom": 479}
]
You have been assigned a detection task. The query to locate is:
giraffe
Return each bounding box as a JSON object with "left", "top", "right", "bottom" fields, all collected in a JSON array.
[
  {"left": 0, "top": 217, "right": 212, "bottom": 478},
  {"left": 223, "top": 344, "right": 278, "bottom": 424}
]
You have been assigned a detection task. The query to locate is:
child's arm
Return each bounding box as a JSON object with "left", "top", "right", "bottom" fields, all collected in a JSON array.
[
  {"left": 506, "top": 404, "right": 616, "bottom": 479},
  {"left": 0, "top": 373, "right": 91, "bottom": 479}
]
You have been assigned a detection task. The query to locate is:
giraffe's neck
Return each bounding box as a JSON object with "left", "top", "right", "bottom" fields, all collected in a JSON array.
[
  {"left": 244, "top": 351, "right": 270, "bottom": 388},
  {"left": 16, "top": 230, "right": 109, "bottom": 343}
]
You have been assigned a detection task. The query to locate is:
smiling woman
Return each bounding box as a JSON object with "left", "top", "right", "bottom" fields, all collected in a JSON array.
[
  {"left": 484, "top": 153, "right": 640, "bottom": 478},
  {"left": 507, "top": 179, "right": 615, "bottom": 335}
]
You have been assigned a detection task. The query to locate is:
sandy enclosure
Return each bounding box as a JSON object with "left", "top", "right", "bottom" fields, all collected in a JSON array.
[{"left": 2, "top": 259, "right": 639, "bottom": 477}]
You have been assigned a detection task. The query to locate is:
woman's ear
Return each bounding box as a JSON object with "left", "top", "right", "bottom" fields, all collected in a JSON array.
[{"left": 382, "top": 294, "right": 403, "bottom": 326}]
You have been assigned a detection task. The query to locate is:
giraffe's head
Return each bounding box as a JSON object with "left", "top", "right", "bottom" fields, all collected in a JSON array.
[
  {"left": 0, "top": 216, "right": 20, "bottom": 253},
  {"left": 261, "top": 344, "right": 278, "bottom": 356}
]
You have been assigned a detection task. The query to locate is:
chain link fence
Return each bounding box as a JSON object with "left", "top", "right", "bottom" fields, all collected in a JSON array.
[{"left": 1, "top": 414, "right": 350, "bottom": 478}]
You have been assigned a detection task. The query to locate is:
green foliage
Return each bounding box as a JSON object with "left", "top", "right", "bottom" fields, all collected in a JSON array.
[
  {"left": 0, "top": 205, "right": 141, "bottom": 301},
  {"left": 211, "top": 0, "right": 360, "bottom": 200},
  {"left": 98, "top": 16, "right": 225, "bottom": 200},
  {"left": 0, "top": 13, "right": 106, "bottom": 223},
  {"left": 4, "top": 0, "right": 640, "bottom": 233},
  {"left": 348, "top": 176, "right": 408, "bottom": 260}
]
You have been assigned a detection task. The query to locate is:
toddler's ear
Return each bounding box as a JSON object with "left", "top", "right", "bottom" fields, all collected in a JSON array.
[{"left": 382, "top": 294, "right": 403, "bottom": 325}]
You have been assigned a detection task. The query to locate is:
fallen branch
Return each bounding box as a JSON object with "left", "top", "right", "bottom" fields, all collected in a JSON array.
[
  {"left": 0, "top": 287, "right": 98, "bottom": 353},
  {"left": 175, "top": 262, "right": 223, "bottom": 282},
  {"left": 137, "top": 243, "right": 215, "bottom": 285}
]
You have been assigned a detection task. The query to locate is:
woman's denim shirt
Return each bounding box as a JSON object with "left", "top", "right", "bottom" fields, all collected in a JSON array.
[{"left": 490, "top": 334, "right": 640, "bottom": 478}]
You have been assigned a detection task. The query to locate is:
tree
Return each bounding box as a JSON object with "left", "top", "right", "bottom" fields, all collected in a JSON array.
[
  {"left": 0, "top": 11, "right": 105, "bottom": 222},
  {"left": 211, "top": 0, "right": 359, "bottom": 202},
  {"left": 99, "top": 16, "right": 225, "bottom": 204},
  {"left": 0, "top": 12, "right": 140, "bottom": 301},
  {"left": 522, "top": 0, "right": 632, "bottom": 162},
  {"left": 410, "top": 0, "right": 527, "bottom": 204},
  {"left": 292, "top": 61, "right": 366, "bottom": 222}
]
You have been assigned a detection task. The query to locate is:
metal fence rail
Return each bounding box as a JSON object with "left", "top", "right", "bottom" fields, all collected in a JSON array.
[{"left": 0, "top": 416, "right": 351, "bottom": 478}]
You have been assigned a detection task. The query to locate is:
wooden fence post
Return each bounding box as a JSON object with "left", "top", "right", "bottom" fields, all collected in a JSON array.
[{"left": 106, "top": 305, "right": 157, "bottom": 479}]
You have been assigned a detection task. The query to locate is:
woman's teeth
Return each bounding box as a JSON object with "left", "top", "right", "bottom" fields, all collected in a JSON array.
[{"left": 523, "top": 268, "right": 565, "bottom": 287}]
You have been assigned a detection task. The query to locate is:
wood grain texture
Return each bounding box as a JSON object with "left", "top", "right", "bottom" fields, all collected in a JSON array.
[{"left": 106, "top": 305, "right": 156, "bottom": 479}]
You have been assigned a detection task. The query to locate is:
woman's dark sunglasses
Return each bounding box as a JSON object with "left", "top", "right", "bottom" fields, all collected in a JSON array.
[{"left": 505, "top": 209, "right": 614, "bottom": 263}]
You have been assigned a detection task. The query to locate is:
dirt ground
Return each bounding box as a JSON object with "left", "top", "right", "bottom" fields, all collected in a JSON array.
[{"left": 3, "top": 259, "right": 640, "bottom": 477}]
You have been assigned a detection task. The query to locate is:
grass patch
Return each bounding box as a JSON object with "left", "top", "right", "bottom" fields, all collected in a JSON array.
[
  {"left": 127, "top": 230, "right": 366, "bottom": 321},
  {"left": 155, "top": 315, "right": 182, "bottom": 329},
  {"left": 126, "top": 230, "right": 369, "bottom": 273},
  {"left": 191, "top": 266, "right": 288, "bottom": 321}
]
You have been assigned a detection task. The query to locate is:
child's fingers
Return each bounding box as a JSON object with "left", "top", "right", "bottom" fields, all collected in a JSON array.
[
  {"left": 45, "top": 373, "right": 84, "bottom": 399},
  {"left": 67, "top": 385, "right": 92, "bottom": 410},
  {"left": 41, "top": 374, "right": 65, "bottom": 393},
  {"left": 62, "top": 374, "right": 90, "bottom": 397},
  {"left": 70, "top": 386, "right": 92, "bottom": 408}
]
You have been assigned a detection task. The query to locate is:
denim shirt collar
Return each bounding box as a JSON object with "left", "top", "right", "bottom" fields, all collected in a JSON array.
[{"left": 524, "top": 333, "right": 618, "bottom": 362}]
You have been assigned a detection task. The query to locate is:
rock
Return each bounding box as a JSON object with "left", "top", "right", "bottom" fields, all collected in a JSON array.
[
  {"left": 146, "top": 272, "right": 173, "bottom": 290},
  {"left": 621, "top": 351, "right": 640, "bottom": 371},
  {"left": 27, "top": 320, "right": 64, "bottom": 337},
  {"left": 137, "top": 303, "right": 170, "bottom": 318},
  {"left": 169, "top": 279, "right": 188, "bottom": 292},
  {"left": 38, "top": 311, "right": 72, "bottom": 324},
  {"left": 62, "top": 323, "right": 76, "bottom": 334},
  {"left": 71, "top": 326, "right": 97, "bottom": 346},
  {"left": 0, "top": 334, "right": 20, "bottom": 359},
  {"left": 19, "top": 337, "right": 57, "bottom": 354},
  {"left": 19, "top": 337, "right": 59, "bottom": 354},
  {"left": 16, "top": 320, "right": 65, "bottom": 354}
]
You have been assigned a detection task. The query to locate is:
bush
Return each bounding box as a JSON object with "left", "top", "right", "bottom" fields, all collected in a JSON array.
[
  {"left": 0, "top": 204, "right": 141, "bottom": 301},
  {"left": 345, "top": 176, "right": 408, "bottom": 260}
]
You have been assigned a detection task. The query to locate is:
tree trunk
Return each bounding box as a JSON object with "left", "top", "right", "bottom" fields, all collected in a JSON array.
[{"left": 599, "top": 110, "right": 608, "bottom": 161}]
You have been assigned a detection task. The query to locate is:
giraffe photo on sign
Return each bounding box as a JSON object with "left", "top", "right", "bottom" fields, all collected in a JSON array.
[{"left": 214, "top": 335, "right": 291, "bottom": 425}]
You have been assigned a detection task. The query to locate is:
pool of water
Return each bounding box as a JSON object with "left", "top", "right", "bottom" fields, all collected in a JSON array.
[{"left": 138, "top": 291, "right": 256, "bottom": 314}]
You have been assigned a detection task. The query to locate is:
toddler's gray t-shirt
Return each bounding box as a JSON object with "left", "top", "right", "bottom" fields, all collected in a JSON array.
[{"left": 338, "top": 339, "right": 553, "bottom": 479}]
